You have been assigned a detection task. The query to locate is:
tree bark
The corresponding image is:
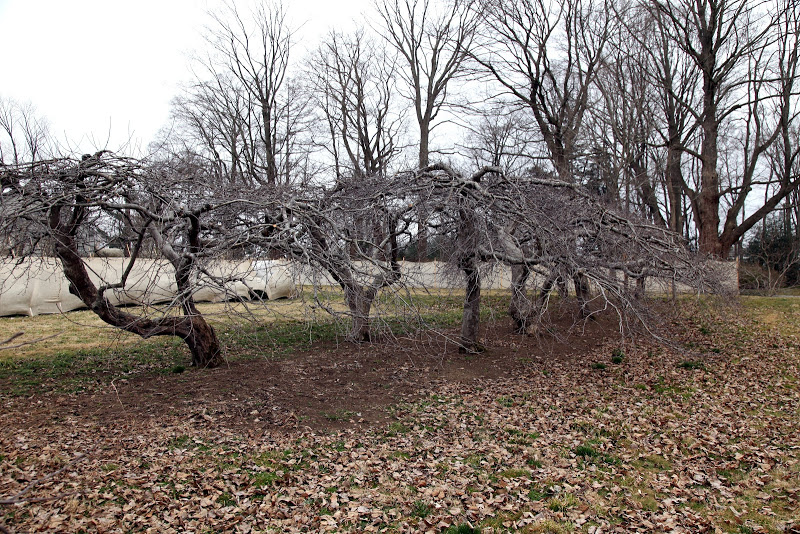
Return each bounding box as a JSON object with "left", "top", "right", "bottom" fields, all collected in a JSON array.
[
  {"left": 49, "top": 206, "right": 223, "bottom": 369},
  {"left": 459, "top": 257, "right": 483, "bottom": 353},
  {"left": 458, "top": 200, "right": 483, "bottom": 352},
  {"left": 509, "top": 264, "right": 532, "bottom": 334},
  {"left": 345, "top": 285, "right": 376, "bottom": 342}
]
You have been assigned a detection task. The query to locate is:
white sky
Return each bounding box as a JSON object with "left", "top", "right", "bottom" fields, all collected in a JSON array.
[{"left": 0, "top": 0, "right": 371, "bottom": 155}]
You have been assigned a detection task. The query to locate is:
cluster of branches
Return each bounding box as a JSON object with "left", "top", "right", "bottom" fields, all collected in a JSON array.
[
  {"left": 392, "top": 164, "right": 720, "bottom": 351},
  {"left": 1, "top": 151, "right": 723, "bottom": 366},
  {"left": 155, "top": 0, "right": 800, "bottom": 264}
]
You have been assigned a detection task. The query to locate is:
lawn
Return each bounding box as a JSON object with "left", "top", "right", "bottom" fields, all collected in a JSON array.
[{"left": 0, "top": 294, "right": 798, "bottom": 533}]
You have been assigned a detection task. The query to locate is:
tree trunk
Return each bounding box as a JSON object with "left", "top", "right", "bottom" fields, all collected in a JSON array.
[
  {"left": 573, "top": 272, "right": 591, "bottom": 317},
  {"left": 696, "top": 25, "right": 722, "bottom": 257},
  {"left": 509, "top": 264, "right": 532, "bottom": 334},
  {"left": 665, "top": 131, "right": 685, "bottom": 234},
  {"left": 418, "top": 118, "right": 430, "bottom": 168},
  {"left": 50, "top": 210, "right": 224, "bottom": 369},
  {"left": 459, "top": 258, "right": 483, "bottom": 353},
  {"left": 416, "top": 121, "right": 430, "bottom": 261},
  {"left": 416, "top": 206, "right": 428, "bottom": 261},
  {"left": 345, "top": 286, "right": 374, "bottom": 342},
  {"left": 180, "top": 312, "right": 224, "bottom": 368}
]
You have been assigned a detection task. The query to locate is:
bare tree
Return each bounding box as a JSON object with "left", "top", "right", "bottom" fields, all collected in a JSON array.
[
  {"left": 475, "top": 0, "right": 613, "bottom": 182},
  {"left": 0, "top": 97, "right": 52, "bottom": 166},
  {"left": 648, "top": 0, "right": 800, "bottom": 256},
  {"left": 0, "top": 154, "right": 228, "bottom": 368},
  {"left": 178, "top": 0, "right": 311, "bottom": 186},
  {"left": 589, "top": 20, "right": 667, "bottom": 224},
  {"left": 374, "top": 0, "right": 478, "bottom": 260},
  {"left": 400, "top": 163, "right": 719, "bottom": 351},
  {"left": 309, "top": 30, "right": 405, "bottom": 182},
  {"left": 460, "top": 105, "right": 539, "bottom": 177},
  {"left": 374, "top": 0, "right": 477, "bottom": 168},
  {"left": 167, "top": 73, "right": 252, "bottom": 185},
  {"left": 634, "top": 4, "right": 701, "bottom": 236}
]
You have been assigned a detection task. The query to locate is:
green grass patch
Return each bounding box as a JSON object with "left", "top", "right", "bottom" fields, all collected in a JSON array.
[
  {"left": 410, "top": 500, "right": 432, "bottom": 518},
  {"left": 322, "top": 409, "right": 357, "bottom": 421},
  {"left": 547, "top": 493, "right": 578, "bottom": 512},
  {"left": 677, "top": 360, "right": 705, "bottom": 370},
  {"left": 574, "top": 445, "right": 599, "bottom": 458},
  {"left": 633, "top": 454, "right": 672, "bottom": 471},
  {"left": 444, "top": 524, "right": 480, "bottom": 534}
]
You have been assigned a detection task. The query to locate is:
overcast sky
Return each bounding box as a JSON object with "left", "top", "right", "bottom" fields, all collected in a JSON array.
[{"left": 0, "top": 0, "right": 370, "bottom": 155}]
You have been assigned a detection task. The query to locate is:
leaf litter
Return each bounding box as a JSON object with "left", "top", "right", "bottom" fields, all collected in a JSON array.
[{"left": 1, "top": 300, "right": 799, "bottom": 533}]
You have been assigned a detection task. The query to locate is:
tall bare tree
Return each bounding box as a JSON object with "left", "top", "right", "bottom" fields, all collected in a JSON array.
[
  {"left": 0, "top": 97, "right": 52, "bottom": 166},
  {"left": 374, "top": 0, "right": 477, "bottom": 168},
  {"left": 173, "top": 0, "right": 311, "bottom": 186},
  {"left": 476, "top": 0, "right": 613, "bottom": 182},
  {"left": 649, "top": 0, "right": 800, "bottom": 256},
  {"left": 375, "top": 0, "right": 478, "bottom": 260},
  {"left": 309, "top": 29, "right": 405, "bottom": 181}
]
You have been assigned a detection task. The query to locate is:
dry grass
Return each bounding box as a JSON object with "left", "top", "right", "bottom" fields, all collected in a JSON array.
[{"left": 0, "top": 297, "right": 321, "bottom": 361}]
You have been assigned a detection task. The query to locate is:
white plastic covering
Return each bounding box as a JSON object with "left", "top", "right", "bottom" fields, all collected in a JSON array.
[
  {"left": 0, "top": 259, "right": 83, "bottom": 316},
  {"left": 0, "top": 257, "right": 289, "bottom": 317},
  {"left": 252, "top": 260, "right": 298, "bottom": 300},
  {"left": 0, "top": 257, "right": 736, "bottom": 317}
]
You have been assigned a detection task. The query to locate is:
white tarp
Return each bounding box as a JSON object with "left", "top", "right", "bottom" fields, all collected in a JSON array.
[
  {"left": 0, "top": 257, "right": 292, "bottom": 317},
  {"left": 292, "top": 259, "right": 738, "bottom": 294},
  {"left": 252, "top": 260, "right": 298, "bottom": 300},
  {"left": 0, "top": 257, "right": 736, "bottom": 317}
]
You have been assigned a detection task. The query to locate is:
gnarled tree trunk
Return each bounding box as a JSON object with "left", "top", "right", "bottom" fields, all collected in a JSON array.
[{"left": 50, "top": 205, "right": 223, "bottom": 369}]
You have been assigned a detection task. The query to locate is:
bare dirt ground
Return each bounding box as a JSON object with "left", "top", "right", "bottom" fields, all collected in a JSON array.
[{"left": 1, "top": 300, "right": 799, "bottom": 533}]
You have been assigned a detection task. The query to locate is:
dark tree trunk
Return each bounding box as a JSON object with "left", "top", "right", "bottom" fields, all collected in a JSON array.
[
  {"left": 665, "top": 130, "right": 686, "bottom": 234},
  {"left": 509, "top": 264, "right": 532, "bottom": 334},
  {"left": 634, "top": 276, "right": 646, "bottom": 300},
  {"left": 179, "top": 310, "right": 224, "bottom": 368},
  {"left": 459, "top": 257, "right": 483, "bottom": 353},
  {"left": 50, "top": 207, "right": 224, "bottom": 369},
  {"left": 457, "top": 202, "right": 483, "bottom": 353},
  {"left": 418, "top": 120, "right": 430, "bottom": 168},
  {"left": 417, "top": 122, "right": 431, "bottom": 261},
  {"left": 573, "top": 272, "right": 591, "bottom": 317}
]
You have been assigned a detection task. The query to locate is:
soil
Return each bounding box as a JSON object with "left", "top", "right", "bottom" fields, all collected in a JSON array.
[{"left": 3, "top": 304, "right": 616, "bottom": 436}]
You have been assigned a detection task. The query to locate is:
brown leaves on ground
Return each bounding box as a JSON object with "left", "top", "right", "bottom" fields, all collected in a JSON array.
[{"left": 1, "top": 300, "right": 799, "bottom": 533}]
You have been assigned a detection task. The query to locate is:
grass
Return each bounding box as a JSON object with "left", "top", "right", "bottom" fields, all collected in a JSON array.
[
  {"left": 411, "top": 500, "right": 432, "bottom": 518},
  {"left": 547, "top": 493, "right": 578, "bottom": 512},
  {"left": 0, "top": 338, "right": 188, "bottom": 395},
  {"left": 740, "top": 295, "right": 800, "bottom": 336},
  {"left": 0, "top": 289, "right": 476, "bottom": 396},
  {"left": 322, "top": 409, "right": 357, "bottom": 421},
  {"left": 0, "top": 285, "right": 567, "bottom": 398},
  {"left": 444, "top": 524, "right": 481, "bottom": 534}
]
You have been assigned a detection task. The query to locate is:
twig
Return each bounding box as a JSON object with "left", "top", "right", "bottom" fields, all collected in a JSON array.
[
  {"left": 0, "top": 332, "right": 64, "bottom": 351},
  {"left": 0, "top": 332, "right": 24, "bottom": 345},
  {"left": 0, "top": 453, "right": 87, "bottom": 505}
]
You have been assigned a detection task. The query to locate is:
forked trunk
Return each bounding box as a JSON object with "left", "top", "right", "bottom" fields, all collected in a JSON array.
[{"left": 51, "top": 219, "right": 223, "bottom": 369}]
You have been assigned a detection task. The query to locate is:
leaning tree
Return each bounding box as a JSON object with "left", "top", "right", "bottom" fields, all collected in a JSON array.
[
  {"left": 0, "top": 153, "right": 239, "bottom": 368},
  {"left": 396, "top": 163, "right": 722, "bottom": 352}
]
